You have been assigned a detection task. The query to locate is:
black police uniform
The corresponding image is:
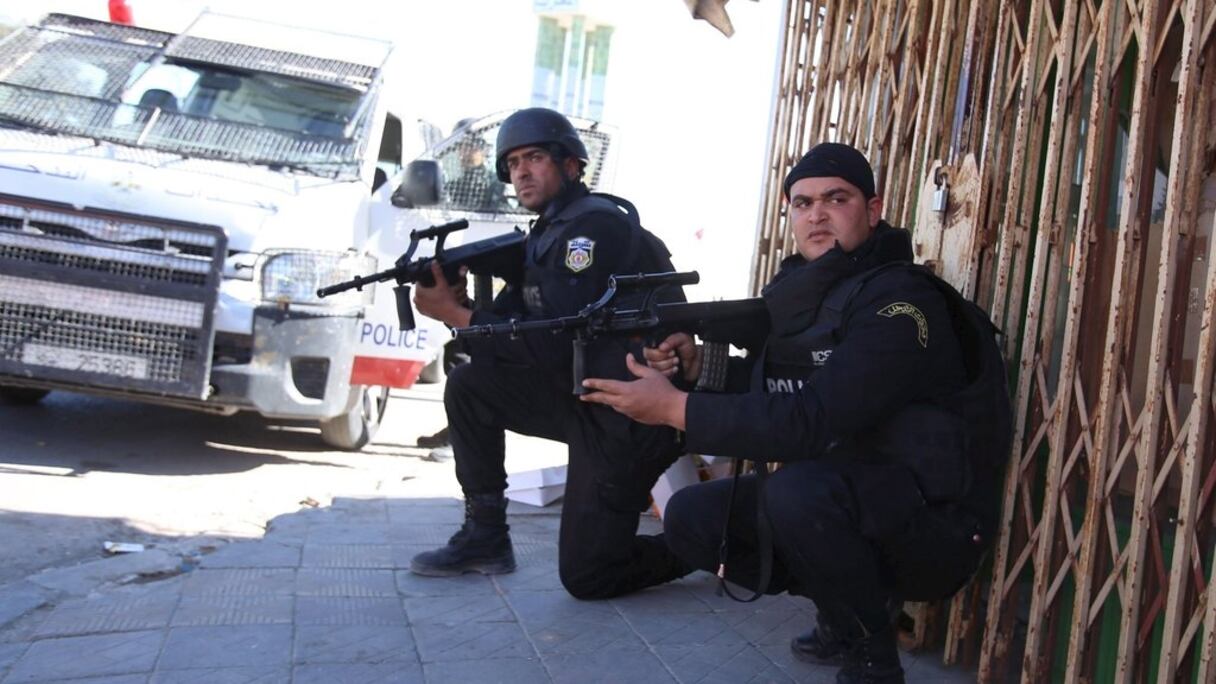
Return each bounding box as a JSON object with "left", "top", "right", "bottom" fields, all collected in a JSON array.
[
  {"left": 445, "top": 182, "right": 691, "bottom": 599},
  {"left": 662, "top": 223, "right": 1011, "bottom": 631}
]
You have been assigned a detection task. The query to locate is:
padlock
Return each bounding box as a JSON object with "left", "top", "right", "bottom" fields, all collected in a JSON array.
[{"left": 932, "top": 184, "right": 949, "bottom": 213}]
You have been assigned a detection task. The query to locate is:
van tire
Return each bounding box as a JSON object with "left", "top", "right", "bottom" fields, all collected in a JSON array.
[
  {"left": 0, "top": 386, "right": 50, "bottom": 405},
  {"left": 319, "top": 385, "right": 390, "bottom": 450}
]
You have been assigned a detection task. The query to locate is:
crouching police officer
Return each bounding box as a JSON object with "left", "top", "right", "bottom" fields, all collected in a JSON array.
[
  {"left": 581, "top": 143, "right": 1012, "bottom": 683},
  {"left": 410, "top": 107, "right": 692, "bottom": 599}
]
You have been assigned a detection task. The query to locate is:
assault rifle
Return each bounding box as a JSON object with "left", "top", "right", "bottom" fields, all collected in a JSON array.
[
  {"left": 454, "top": 271, "right": 770, "bottom": 394},
  {"left": 316, "top": 219, "right": 524, "bottom": 330}
]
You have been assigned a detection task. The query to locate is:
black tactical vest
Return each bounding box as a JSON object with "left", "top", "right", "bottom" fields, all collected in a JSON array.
[
  {"left": 760, "top": 262, "right": 1012, "bottom": 532},
  {"left": 759, "top": 275, "right": 855, "bottom": 393},
  {"left": 522, "top": 192, "right": 675, "bottom": 317},
  {"left": 519, "top": 190, "right": 681, "bottom": 385}
]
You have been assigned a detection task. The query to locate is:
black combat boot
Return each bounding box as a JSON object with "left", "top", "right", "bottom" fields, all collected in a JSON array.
[
  {"left": 791, "top": 601, "right": 861, "bottom": 665},
  {"left": 836, "top": 625, "right": 904, "bottom": 684},
  {"left": 416, "top": 426, "right": 450, "bottom": 449},
  {"left": 791, "top": 614, "right": 852, "bottom": 665},
  {"left": 409, "top": 493, "right": 515, "bottom": 576},
  {"left": 794, "top": 598, "right": 902, "bottom": 666}
]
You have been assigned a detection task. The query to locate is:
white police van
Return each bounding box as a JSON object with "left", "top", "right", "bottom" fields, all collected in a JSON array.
[{"left": 0, "top": 12, "right": 614, "bottom": 449}]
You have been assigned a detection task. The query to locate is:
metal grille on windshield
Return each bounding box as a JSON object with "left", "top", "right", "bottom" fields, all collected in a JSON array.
[
  {"left": 0, "top": 14, "right": 375, "bottom": 179},
  {"left": 435, "top": 118, "right": 614, "bottom": 213}
]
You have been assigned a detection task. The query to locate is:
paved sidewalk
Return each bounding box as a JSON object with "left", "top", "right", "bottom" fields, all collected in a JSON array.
[{"left": 0, "top": 487, "right": 978, "bottom": 683}]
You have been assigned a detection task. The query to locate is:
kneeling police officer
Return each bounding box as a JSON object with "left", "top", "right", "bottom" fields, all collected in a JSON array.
[
  {"left": 410, "top": 108, "right": 692, "bottom": 599},
  {"left": 582, "top": 143, "right": 1012, "bottom": 683}
]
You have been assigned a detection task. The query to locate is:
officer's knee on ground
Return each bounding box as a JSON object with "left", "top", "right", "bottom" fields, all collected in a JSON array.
[{"left": 558, "top": 562, "right": 614, "bottom": 601}]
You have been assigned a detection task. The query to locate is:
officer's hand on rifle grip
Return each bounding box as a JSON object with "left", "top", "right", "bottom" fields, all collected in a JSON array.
[
  {"left": 413, "top": 262, "right": 472, "bottom": 328},
  {"left": 580, "top": 354, "right": 688, "bottom": 430},
  {"left": 643, "top": 333, "right": 701, "bottom": 384}
]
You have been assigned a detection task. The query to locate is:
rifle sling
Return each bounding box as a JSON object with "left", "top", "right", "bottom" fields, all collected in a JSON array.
[{"left": 716, "top": 458, "right": 773, "bottom": 603}]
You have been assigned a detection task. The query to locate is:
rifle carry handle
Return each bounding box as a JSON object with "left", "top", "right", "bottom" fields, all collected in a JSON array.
[
  {"left": 609, "top": 271, "right": 700, "bottom": 290},
  {"left": 410, "top": 218, "right": 468, "bottom": 242}
]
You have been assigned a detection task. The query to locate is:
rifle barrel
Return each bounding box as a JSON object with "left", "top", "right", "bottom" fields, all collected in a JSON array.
[
  {"left": 454, "top": 315, "right": 584, "bottom": 338},
  {"left": 316, "top": 266, "right": 399, "bottom": 297}
]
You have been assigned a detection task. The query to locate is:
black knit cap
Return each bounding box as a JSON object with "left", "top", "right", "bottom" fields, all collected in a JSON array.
[{"left": 782, "top": 142, "right": 876, "bottom": 200}]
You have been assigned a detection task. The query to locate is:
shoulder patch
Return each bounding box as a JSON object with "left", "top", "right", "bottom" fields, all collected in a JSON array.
[
  {"left": 565, "top": 236, "right": 595, "bottom": 273},
  {"left": 877, "top": 301, "right": 928, "bottom": 348}
]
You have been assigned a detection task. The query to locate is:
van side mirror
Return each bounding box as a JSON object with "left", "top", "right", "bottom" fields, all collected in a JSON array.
[{"left": 391, "top": 160, "right": 442, "bottom": 208}]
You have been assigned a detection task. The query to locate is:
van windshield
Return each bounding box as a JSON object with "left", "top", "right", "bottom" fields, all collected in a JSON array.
[{"left": 120, "top": 62, "right": 362, "bottom": 139}]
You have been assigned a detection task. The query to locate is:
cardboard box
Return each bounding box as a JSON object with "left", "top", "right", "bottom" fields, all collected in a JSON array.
[
  {"left": 502, "top": 456, "right": 726, "bottom": 512},
  {"left": 506, "top": 464, "right": 567, "bottom": 507},
  {"left": 695, "top": 454, "right": 735, "bottom": 480},
  {"left": 505, "top": 483, "right": 567, "bottom": 506},
  {"left": 650, "top": 454, "right": 700, "bottom": 519}
]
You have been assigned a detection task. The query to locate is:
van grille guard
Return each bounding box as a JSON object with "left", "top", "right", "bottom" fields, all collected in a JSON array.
[{"left": 0, "top": 195, "right": 225, "bottom": 399}]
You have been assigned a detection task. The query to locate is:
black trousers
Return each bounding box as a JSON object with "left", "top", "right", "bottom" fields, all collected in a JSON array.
[
  {"left": 444, "top": 361, "right": 689, "bottom": 599},
  {"left": 663, "top": 459, "right": 983, "bottom": 632}
]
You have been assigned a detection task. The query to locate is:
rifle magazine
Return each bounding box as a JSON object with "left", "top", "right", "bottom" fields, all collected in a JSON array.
[{"left": 694, "top": 341, "right": 730, "bottom": 392}]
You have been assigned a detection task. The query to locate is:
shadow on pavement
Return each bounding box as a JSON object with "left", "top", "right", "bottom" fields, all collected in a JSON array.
[{"left": 0, "top": 393, "right": 387, "bottom": 476}]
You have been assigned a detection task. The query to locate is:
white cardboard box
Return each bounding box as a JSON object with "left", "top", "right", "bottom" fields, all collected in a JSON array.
[
  {"left": 505, "top": 483, "right": 567, "bottom": 506},
  {"left": 649, "top": 454, "right": 701, "bottom": 519},
  {"left": 503, "top": 456, "right": 717, "bottom": 512},
  {"left": 696, "top": 454, "right": 736, "bottom": 480},
  {"left": 506, "top": 465, "right": 567, "bottom": 506}
]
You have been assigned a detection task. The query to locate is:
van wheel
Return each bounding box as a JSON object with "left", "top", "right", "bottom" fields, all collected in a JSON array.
[
  {"left": 319, "top": 385, "right": 390, "bottom": 450},
  {"left": 0, "top": 386, "right": 50, "bottom": 405}
]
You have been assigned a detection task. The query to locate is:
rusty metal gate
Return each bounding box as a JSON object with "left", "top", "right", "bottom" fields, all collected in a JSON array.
[{"left": 755, "top": 0, "right": 1216, "bottom": 681}]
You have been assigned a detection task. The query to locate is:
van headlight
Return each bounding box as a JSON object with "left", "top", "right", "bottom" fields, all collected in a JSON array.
[{"left": 259, "top": 250, "right": 377, "bottom": 306}]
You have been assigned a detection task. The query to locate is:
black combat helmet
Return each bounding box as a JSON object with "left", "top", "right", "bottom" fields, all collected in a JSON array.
[{"left": 494, "top": 108, "right": 589, "bottom": 182}]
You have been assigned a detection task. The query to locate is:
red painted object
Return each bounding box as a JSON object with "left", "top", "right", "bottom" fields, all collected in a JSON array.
[
  {"left": 350, "top": 356, "right": 424, "bottom": 388},
  {"left": 108, "top": 0, "right": 134, "bottom": 25}
]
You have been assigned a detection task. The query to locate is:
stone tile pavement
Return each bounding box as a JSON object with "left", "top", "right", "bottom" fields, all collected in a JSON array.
[{"left": 0, "top": 493, "right": 979, "bottom": 683}]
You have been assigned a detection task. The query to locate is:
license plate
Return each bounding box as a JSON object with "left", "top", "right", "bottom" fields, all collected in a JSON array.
[{"left": 21, "top": 343, "right": 149, "bottom": 380}]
